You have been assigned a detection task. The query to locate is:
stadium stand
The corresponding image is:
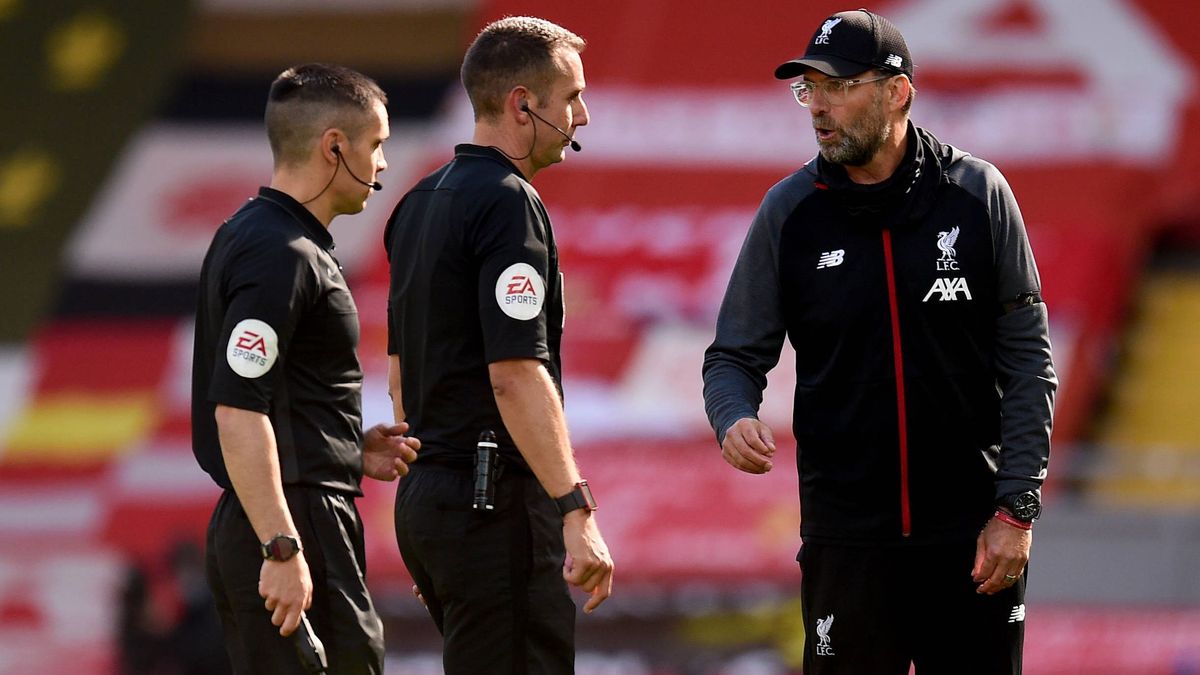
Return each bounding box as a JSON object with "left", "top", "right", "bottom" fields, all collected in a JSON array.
[
  {"left": 3, "top": 0, "right": 1200, "bottom": 672},
  {"left": 1091, "top": 261, "right": 1200, "bottom": 507}
]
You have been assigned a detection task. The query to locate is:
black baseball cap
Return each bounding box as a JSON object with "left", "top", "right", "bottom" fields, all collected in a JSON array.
[{"left": 775, "top": 9, "right": 914, "bottom": 81}]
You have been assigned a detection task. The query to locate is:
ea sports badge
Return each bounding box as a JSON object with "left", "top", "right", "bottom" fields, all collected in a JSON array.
[
  {"left": 226, "top": 318, "right": 279, "bottom": 378},
  {"left": 494, "top": 263, "right": 545, "bottom": 321}
]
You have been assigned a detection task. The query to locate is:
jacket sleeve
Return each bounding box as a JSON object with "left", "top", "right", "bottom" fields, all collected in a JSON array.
[
  {"left": 702, "top": 179, "right": 795, "bottom": 445},
  {"left": 985, "top": 162, "right": 1057, "bottom": 503}
]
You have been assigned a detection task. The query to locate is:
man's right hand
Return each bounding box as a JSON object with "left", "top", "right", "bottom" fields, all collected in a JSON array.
[
  {"left": 259, "top": 552, "right": 313, "bottom": 636},
  {"left": 561, "top": 511, "right": 613, "bottom": 614},
  {"left": 721, "top": 417, "right": 777, "bottom": 474}
]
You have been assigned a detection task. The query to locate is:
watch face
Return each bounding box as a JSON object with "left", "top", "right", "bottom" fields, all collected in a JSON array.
[
  {"left": 1012, "top": 492, "right": 1041, "bottom": 521},
  {"left": 266, "top": 536, "right": 300, "bottom": 561}
]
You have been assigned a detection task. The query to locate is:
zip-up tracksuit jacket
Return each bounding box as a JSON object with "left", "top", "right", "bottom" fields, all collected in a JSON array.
[{"left": 703, "top": 122, "right": 1056, "bottom": 545}]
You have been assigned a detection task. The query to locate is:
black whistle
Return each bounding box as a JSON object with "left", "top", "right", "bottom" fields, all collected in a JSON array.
[
  {"left": 292, "top": 613, "right": 328, "bottom": 673},
  {"left": 474, "top": 430, "right": 498, "bottom": 510}
]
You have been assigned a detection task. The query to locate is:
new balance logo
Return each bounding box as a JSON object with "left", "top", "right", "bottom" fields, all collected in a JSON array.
[
  {"left": 922, "top": 277, "right": 973, "bottom": 302},
  {"left": 1008, "top": 604, "right": 1026, "bottom": 623},
  {"left": 816, "top": 249, "right": 845, "bottom": 269}
]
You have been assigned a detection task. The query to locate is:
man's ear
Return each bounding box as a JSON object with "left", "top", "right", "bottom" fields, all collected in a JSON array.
[
  {"left": 319, "top": 128, "right": 343, "bottom": 162},
  {"left": 891, "top": 76, "right": 912, "bottom": 110},
  {"left": 508, "top": 87, "right": 532, "bottom": 121}
]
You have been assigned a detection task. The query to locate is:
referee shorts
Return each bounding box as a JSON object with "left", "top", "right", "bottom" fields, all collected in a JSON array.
[
  {"left": 799, "top": 538, "right": 1026, "bottom": 675},
  {"left": 205, "top": 486, "right": 385, "bottom": 675},
  {"left": 395, "top": 461, "right": 575, "bottom": 675}
]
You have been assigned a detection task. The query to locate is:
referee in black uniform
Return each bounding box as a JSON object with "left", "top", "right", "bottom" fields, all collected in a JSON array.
[
  {"left": 192, "top": 63, "right": 419, "bottom": 674},
  {"left": 383, "top": 17, "right": 613, "bottom": 675}
]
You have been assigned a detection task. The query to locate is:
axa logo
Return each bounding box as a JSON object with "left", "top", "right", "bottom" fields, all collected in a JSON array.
[
  {"left": 923, "top": 277, "right": 973, "bottom": 302},
  {"left": 816, "top": 614, "right": 835, "bottom": 656},
  {"left": 816, "top": 249, "right": 845, "bottom": 269},
  {"left": 814, "top": 17, "right": 842, "bottom": 45},
  {"left": 936, "top": 226, "right": 960, "bottom": 271},
  {"left": 1009, "top": 604, "right": 1026, "bottom": 624}
]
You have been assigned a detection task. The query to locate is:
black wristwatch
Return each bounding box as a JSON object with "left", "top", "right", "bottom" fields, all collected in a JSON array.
[
  {"left": 261, "top": 534, "right": 302, "bottom": 562},
  {"left": 997, "top": 491, "right": 1042, "bottom": 524},
  {"left": 554, "top": 480, "right": 598, "bottom": 516}
]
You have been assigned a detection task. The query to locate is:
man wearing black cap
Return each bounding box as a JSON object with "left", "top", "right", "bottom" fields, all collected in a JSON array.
[{"left": 703, "top": 9, "right": 1055, "bottom": 674}]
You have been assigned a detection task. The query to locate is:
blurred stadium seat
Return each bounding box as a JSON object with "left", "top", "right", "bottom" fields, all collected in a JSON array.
[{"left": 1091, "top": 266, "right": 1200, "bottom": 507}]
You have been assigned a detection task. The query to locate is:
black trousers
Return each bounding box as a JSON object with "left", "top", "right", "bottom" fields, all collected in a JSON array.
[
  {"left": 205, "top": 487, "right": 385, "bottom": 675},
  {"left": 395, "top": 462, "right": 575, "bottom": 675},
  {"left": 799, "top": 539, "right": 1026, "bottom": 675}
]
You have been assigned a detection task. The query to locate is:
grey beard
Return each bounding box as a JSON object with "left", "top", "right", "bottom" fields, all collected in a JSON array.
[
  {"left": 819, "top": 119, "right": 890, "bottom": 166},
  {"left": 815, "top": 96, "right": 891, "bottom": 167}
]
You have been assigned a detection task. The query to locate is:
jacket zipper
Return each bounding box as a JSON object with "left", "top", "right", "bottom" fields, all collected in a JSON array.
[{"left": 881, "top": 229, "right": 912, "bottom": 537}]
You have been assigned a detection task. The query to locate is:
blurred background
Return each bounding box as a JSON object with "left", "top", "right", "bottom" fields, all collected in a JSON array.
[{"left": 2, "top": 0, "right": 1199, "bottom": 673}]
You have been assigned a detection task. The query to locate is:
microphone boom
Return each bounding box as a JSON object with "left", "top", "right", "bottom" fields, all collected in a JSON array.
[{"left": 522, "top": 103, "right": 582, "bottom": 152}]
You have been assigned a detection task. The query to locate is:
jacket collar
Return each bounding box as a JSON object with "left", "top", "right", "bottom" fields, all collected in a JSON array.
[{"left": 813, "top": 120, "right": 944, "bottom": 228}]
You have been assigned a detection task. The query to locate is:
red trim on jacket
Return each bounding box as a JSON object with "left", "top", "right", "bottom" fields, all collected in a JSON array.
[{"left": 881, "top": 229, "right": 912, "bottom": 537}]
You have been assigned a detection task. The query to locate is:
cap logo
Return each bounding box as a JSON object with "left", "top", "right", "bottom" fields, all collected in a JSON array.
[
  {"left": 885, "top": 54, "right": 904, "bottom": 69},
  {"left": 814, "top": 17, "right": 842, "bottom": 45},
  {"left": 495, "top": 262, "right": 545, "bottom": 321}
]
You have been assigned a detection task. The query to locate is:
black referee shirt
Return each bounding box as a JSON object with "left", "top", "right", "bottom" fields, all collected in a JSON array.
[
  {"left": 384, "top": 144, "right": 564, "bottom": 468},
  {"left": 192, "top": 187, "right": 365, "bottom": 495}
]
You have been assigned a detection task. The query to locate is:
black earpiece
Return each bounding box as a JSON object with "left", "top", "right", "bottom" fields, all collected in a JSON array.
[{"left": 330, "top": 142, "right": 381, "bottom": 191}]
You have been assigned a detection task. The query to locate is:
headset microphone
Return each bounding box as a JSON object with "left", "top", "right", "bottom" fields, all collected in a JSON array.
[
  {"left": 520, "top": 102, "right": 582, "bottom": 152},
  {"left": 332, "top": 144, "right": 383, "bottom": 191}
]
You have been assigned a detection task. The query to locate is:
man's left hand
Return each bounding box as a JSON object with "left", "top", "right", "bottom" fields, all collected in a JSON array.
[
  {"left": 972, "top": 515, "right": 1031, "bottom": 595},
  {"left": 362, "top": 422, "right": 420, "bottom": 481}
]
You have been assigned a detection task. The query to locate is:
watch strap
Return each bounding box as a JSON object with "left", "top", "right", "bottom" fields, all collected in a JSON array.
[
  {"left": 554, "top": 480, "right": 597, "bottom": 516},
  {"left": 993, "top": 510, "right": 1033, "bottom": 531},
  {"left": 997, "top": 491, "right": 1041, "bottom": 523}
]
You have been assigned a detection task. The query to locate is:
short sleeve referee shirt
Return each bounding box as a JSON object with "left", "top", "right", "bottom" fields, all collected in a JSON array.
[
  {"left": 384, "top": 144, "right": 564, "bottom": 467},
  {"left": 192, "top": 187, "right": 365, "bottom": 494}
]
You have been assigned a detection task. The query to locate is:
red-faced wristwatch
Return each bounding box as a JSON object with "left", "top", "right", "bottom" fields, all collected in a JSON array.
[
  {"left": 261, "top": 534, "right": 302, "bottom": 561},
  {"left": 554, "top": 480, "right": 598, "bottom": 516}
]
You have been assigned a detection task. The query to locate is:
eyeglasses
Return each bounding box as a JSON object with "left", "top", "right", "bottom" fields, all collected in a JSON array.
[{"left": 790, "top": 74, "right": 893, "bottom": 107}]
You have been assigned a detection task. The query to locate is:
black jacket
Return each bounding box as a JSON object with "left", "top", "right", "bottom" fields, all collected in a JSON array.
[{"left": 703, "top": 123, "right": 1056, "bottom": 544}]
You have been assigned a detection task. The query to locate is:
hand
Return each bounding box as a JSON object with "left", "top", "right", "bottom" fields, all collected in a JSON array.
[
  {"left": 259, "top": 552, "right": 313, "bottom": 636},
  {"left": 561, "top": 510, "right": 613, "bottom": 613},
  {"left": 362, "top": 422, "right": 420, "bottom": 481},
  {"left": 972, "top": 515, "right": 1031, "bottom": 595},
  {"left": 721, "top": 417, "right": 776, "bottom": 474}
]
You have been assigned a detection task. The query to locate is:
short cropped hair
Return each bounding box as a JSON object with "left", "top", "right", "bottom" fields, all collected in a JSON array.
[
  {"left": 265, "top": 63, "right": 387, "bottom": 166},
  {"left": 461, "top": 16, "right": 586, "bottom": 121}
]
